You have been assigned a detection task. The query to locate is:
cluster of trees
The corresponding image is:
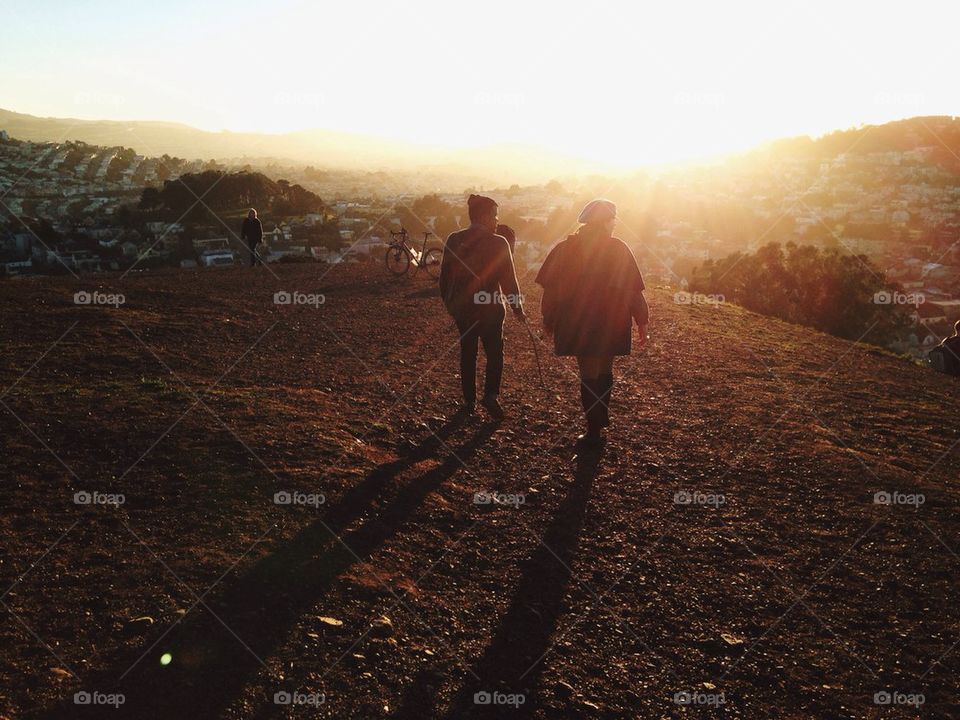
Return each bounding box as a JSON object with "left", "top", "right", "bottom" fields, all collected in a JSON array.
[
  {"left": 689, "top": 242, "right": 910, "bottom": 345},
  {"left": 139, "top": 171, "right": 324, "bottom": 219},
  {"left": 383, "top": 192, "right": 622, "bottom": 252}
]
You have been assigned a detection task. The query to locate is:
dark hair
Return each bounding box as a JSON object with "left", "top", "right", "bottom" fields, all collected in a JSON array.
[{"left": 468, "top": 194, "right": 497, "bottom": 224}]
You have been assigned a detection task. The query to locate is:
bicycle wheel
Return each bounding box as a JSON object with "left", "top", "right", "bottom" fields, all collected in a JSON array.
[
  {"left": 385, "top": 246, "right": 410, "bottom": 276},
  {"left": 423, "top": 248, "right": 443, "bottom": 279}
]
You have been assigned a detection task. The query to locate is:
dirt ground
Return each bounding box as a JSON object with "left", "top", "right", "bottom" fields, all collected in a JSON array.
[{"left": 1, "top": 262, "right": 958, "bottom": 719}]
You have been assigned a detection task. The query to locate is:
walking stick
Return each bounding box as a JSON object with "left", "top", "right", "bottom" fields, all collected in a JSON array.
[{"left": 522, "top": 316, "right": 548, "bottom": 396}]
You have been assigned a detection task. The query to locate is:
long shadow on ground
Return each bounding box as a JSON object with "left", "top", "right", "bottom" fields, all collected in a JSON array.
[
  {"left": 36, "top": 415, "right": 498, "bottom": 720},
  {"left": 392, "top": 450, "right": 601, "bottom": 719}
]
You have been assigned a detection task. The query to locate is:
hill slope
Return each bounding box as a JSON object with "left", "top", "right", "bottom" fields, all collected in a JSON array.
[
  {"left": 1, "top": 264, "right": 958, "bottom": 719},
  {"left": 0, "top": 108, "right": 606, "bottom": 184}
]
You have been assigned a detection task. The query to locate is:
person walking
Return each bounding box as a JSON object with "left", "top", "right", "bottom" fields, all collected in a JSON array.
[
  {"left": 536, "top": 199, "right": 648, "bottom": 447},
  {"left": 240, "top": 208, "right": 263, "bottom": 267},
  {"left": 439, "top": 194, "right": 526, "bottom": 418}
]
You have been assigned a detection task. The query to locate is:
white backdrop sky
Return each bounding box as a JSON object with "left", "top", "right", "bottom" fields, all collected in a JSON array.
[{"left": 2, "top": 0, "right": 958, "bottom": 165}]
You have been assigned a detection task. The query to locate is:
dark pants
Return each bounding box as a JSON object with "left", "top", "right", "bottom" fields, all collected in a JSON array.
[
  {"left": 456, "top": 314, "right": 504, "bottom": 404},
  {"left": 248, "top": 242, "right": 262, "bottom": 266},
  {"left": 577, "top": 356, "right": 615, "bottom": 430}
]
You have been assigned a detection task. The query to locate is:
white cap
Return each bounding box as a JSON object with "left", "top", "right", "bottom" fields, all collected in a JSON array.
[{"left": 577, "top": 198, "right": 617, "bottom": 224}]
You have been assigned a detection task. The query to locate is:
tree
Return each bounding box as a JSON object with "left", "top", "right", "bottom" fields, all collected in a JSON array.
[
  {"left": 139, "top": 187, "right": 162, "bottom": 209},
  {"left": 690, "top": 242, "right": 908, "bottom": 346}
]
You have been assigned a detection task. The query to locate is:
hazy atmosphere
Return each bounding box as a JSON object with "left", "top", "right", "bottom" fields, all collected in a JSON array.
[
  {"left": 4, "top": 0, "right": 960, "bottom": 165},
  {"left": 2, "top": 2, "right": 960, "bottom": 719}
]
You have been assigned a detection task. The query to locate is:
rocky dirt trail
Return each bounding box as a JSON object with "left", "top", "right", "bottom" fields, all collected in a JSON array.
[{"left": 1, "top": 263, "right": 959, "bottom": 719}]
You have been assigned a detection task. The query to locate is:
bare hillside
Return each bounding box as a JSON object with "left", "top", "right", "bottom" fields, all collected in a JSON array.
[{"left": 1, "top": 264, "right": 958, "bottom": 719}]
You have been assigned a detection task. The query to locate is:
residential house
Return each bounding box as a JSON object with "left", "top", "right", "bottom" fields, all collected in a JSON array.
[
  {"left": 3, "top": 259, "right": 32, "bottom": 275},
  {"left": 911, "top": 302, "right": 948, "bottom": 327},
  {"left": 199, "top": 249, "right": 235, "bottom": 268},
  {"left": 193, "top": 237, "right": 229, "bottom": 253}
]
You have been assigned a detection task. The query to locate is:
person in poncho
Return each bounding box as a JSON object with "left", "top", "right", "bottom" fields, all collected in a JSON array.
[{"left": 536, "top": 199, "right": 649, "bottom": 446}]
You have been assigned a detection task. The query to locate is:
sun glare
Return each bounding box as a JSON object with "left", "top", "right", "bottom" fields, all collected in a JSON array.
[{"left": 2, "top": 0, "right": 958, "bottom": 167}]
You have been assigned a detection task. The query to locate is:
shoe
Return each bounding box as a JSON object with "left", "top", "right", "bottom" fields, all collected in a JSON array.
[
  {"left": 456, "top": 401, "right": 475, "bottom": 416},
  {"left": 575, "top": 427, "right": 604, "bottom": 449},
  {"left": 481, "top": 395, "right": 505, "bottom": 420},
  {"left": 577, "top": 378, "right": 605, "bottom": 448}
]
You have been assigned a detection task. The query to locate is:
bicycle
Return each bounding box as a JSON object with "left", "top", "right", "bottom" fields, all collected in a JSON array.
[{"left": 385, "top": 227, "right": 442, "bottom": 279}]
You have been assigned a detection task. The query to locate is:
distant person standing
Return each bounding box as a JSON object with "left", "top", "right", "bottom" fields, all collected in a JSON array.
[
  {"left": 240, "top": 208, "right": 263, "bottom": 266},
  {"left": 439, "top": 194, "right": 526, "bottom": 418},
  {"left": 932, "top": 320, "right": 960, "bottom": 376},
  {"left": 536, "top": 199, "right": 648, "bottom": 447}
]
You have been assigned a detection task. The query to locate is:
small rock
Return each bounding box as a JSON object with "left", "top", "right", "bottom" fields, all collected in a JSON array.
[
  {"left": 720, "top": 632, "right": 744, "bottom": 646},
  {"left": 370, "top": 615, "right": 394, "bottom": 637}
]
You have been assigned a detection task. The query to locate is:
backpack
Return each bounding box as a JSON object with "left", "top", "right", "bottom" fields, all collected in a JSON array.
[
  {"left": 928, "top": 345, "right": 960, "bottom": 376},
  {"left": 441, "top": 229, "right": 498, "bottom": 317}
]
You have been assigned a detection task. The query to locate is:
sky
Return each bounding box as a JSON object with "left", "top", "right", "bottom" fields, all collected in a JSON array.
[{"left": 2, "top": 0, "right": 959, "bottom": 167}]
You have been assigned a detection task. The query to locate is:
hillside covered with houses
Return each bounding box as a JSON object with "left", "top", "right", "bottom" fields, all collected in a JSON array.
[{"left": 2, "top": 117, "right": 960, "bottom": 361}]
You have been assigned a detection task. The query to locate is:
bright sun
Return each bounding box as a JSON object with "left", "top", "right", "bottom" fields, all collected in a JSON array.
[{"left": 2, "top": 0, "right": 958, "bottom": 166}]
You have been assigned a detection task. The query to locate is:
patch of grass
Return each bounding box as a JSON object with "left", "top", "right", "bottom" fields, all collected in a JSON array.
[
  {"left": 139, "top": 376, "right": 171, "bottom": 392},
  {"left": 368, "top": 421, "right": 393, "bottom": 437}
]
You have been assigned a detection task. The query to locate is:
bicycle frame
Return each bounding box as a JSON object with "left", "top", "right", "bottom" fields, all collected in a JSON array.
[{"left": 389, "top": 229, "right": 435, "bottom": 270}]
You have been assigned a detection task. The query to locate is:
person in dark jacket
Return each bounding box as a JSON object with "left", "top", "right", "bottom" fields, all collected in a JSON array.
[
  {"left": 439, "top": 194, "right": 525, "bottom": 418},
  {"left": 240, "top": 209, "right": 263, "bottom": 266},
  {"left": 536, "top": 198, "right": 648, "bottom": 447},
  {"left": 938, "top": 320, "right": 960, "bottom": 374}
]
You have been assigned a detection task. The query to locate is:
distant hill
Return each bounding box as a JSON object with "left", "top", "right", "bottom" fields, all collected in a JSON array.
[
  {"left": 763, "top": 115, "right": 960, "bottom": 170},
  {"left": 0, "top": 108, "right": 609, "bottom": 184}
]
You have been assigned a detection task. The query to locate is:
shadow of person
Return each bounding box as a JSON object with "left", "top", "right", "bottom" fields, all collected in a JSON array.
[
  {"left": 39, "top": 417, "right": 498, "bottom": 720},
  {"left": 393, "top": 450, "right": 601, "bottom": 720}
]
